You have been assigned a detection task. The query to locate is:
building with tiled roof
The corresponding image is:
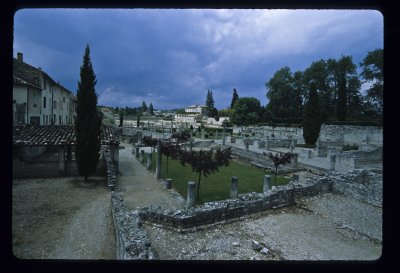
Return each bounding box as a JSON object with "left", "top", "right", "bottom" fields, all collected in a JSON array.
[{"left": 13, "top": 52, "right": 77, "bottom": 125}]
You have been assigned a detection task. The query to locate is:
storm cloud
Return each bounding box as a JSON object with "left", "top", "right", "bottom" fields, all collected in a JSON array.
[{"left": 13, "top": 9, "right": 383, "bottom": 109}]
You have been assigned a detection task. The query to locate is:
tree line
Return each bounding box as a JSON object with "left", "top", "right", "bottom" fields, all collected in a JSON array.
[{"left": 211, "top": 49, "right": 382, "bottom": 126}]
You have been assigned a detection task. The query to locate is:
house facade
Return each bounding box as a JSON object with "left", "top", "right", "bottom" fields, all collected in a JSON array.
[
  {"left": 13, "top": 52, "right": 77, "bottom": 125},
  {"left": 184, "top": 104, "right": 207, "bottom": 115}
]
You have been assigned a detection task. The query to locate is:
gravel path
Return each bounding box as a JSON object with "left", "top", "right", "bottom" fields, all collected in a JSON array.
[
  {"left": 117, "top": 142, "right": 185, "bottom": 211},
  {"left": 12, "top": 177, "right": 116, "bottom": 259},
  {"left": 145, "top": 193, "right": 382, "bottom": 260}
]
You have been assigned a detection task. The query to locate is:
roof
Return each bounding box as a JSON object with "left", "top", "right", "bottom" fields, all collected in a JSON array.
[
  {"left": 186, "top": 104, "right": 206, "bottom": 108},
  {"left": 13, "top": 124, "right": 120, "bottom": 146},
  {"left": 13, "top": 58, "right": 43, "bottom": 89},
  {"left": 13, "top": 58, "right": 74, "bottom": 95}
]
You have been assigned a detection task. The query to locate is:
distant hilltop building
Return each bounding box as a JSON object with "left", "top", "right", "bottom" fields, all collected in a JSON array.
[
  {"left": 184, "top": 104, "right": 207, "bottom": 115},
  {"left": 13, "top": 52, "right": 77, "bottom": 125}
]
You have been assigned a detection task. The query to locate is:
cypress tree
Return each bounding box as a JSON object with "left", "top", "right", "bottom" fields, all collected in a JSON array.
[
  {"left": 303, "top": 82, "right": 321, "bottom": 145},
  {"left": 336, "top": 73, "right": 347, "bottom": 121},
  {"left": 75, "top": 45, "right": 103, "bottom": 181},
  {"left": 230, "top": 88, "right": 239, "bottom": 108}
]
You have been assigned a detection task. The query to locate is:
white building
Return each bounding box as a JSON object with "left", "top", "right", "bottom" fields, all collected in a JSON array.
[
  {"left": 184, "top": 104, "right": 207, "bottom": 115},
  {"left": 13, "top": 52, "right": 77, "bottom": 125}
]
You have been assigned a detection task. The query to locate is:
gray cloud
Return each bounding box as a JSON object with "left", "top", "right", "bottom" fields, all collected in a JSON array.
[{"left": 14, "top": 9, "right": 383, "bottom": 110}]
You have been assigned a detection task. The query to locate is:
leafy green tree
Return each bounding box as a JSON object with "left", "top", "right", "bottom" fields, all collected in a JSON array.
[
  {"left": 360, "top": 48, "right": 383, "bottom": 118},
  {"left": 303, "top": 82, "right": 321, "bottom": 145},
  {"left": 230, "top": 88, "right": 239, "bottom": 109},
  {"left": 218, "top": 108, "right": 235, "bottom": 119},
  {"left": 232, "top": 97, "right": 262, "bottom": 126},
  {"left": 180, "top": 147, "right": 231, "bottom": 201},
  {"left": 265, "top": 67, "right": 299, "bottom": 121},
  {"left": 75, "top": 45, "right": 103, "bottom": 181}
]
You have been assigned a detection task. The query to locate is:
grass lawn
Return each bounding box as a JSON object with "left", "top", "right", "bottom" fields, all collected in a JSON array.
[{"left": 143, "top": 152, "right": 290, "bottom": 204}]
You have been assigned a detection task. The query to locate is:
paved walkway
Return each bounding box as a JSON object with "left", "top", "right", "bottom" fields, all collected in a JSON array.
[{"left": 117, "top": 142, "right": 185, "bottom": 211}]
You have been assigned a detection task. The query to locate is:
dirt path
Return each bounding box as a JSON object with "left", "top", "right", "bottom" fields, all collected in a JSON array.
[
  {"left": 12, "top": 177, "right": 116, "bottom": 260},
  {"left": 117, "top": 142, "right": 185, "bottom": 210}
]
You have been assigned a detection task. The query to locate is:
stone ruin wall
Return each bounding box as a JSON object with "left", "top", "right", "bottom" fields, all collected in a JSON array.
[
  {"left": 319, "top": 124, "right": 383, "bottom": 146},
  {"left": 329, "top": 170, "right": 382, "bottom": 207}
]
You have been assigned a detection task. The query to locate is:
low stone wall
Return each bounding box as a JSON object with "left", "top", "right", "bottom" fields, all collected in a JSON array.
[
  {"left": 335, "top": 152, "right": 359, "bottom": 173},
  {"left": 329, "top": 170, "right": 382, "bottom": 207},
  {"left": 353, "top": 146, "right": 382, "bottom": 163},
  {"left": 110, "top": 192, "right": 157, "bottom": 259},
  {"left": 102, "top": 146, "right": 117, "bottom": 190},
  {"left": 137, "top": 177, "right": 332, "bottom": 231},
  {"left": 229, "top": 146, "right": 266, "bottom": 163}
]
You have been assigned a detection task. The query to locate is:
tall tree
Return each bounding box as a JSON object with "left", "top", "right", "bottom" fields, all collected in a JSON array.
[
  {"left": 360, "top": 48, "right": 383, "bottom": 118},
  {"left": 75, "top": 45, "right": 103, "bottom": 181},
  {"left": 142, "top": 101, "right": 147, "bottom": 113},
  {"left": 265, "top": 67, "right": 298, "bottom": 121},
  {"left": 303, "top": 82, "right": 321, "bottom": 145},
  {"left": 205, "top": 89, "right": 218, "bottom": 117},
  {"left": 230, "top": 88, "right": 239, "bottom": 108},
  {"left": 336, "top": 73, "right": 347, "bottom": 121},
  {"left": 149, "top": 103, "right": 154, "bottom": 115}
]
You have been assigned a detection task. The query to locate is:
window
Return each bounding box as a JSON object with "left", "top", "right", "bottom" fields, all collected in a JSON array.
[
  {"left": 53, "top": 100, "right": 57, "bottom": 109},
  {"left": 46, "top": 115, "right": 48, "bottom": 125},
  {"left": 30, "top": 116, "right": 40, "bottom": 125},
  {"left": 63, "top": 97, "right": 66, "bottom": 103},
  {"left": 53, "top": 114, "right": 56, "bottom": 124},
  {"left": 43, "top": 97, "right": 46, "bottom": 108},
  {"left": 59, "top": 115, "right": 62, "bottom": 125}
]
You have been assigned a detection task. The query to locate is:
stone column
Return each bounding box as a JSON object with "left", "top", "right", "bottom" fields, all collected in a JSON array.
[
  {"left": 170, "top": 122, "right": 173, "bottom": 134},
  {"left": 156, "top": 139, "right": 162, "bottom": 178},
  {"left": 146, "top": 152, "right": 152, "bottom": 170},
  {"left": 135, "top": 146, "right": 140, "bottom": 158},
  {"left": 222, "top": 128, "right": 226, "bottom": 145},
  {"left": 186, "top": 181, "right": 196, "bottom": 208},
  {"left": 265, "top": 135, "right": 269, "bottom": 150},
  {"left": 165, "top": 178, "right": 172, "bottom": 189},
  {"left": 293, "top": 153, "right": 298, "bottom": 166},
  {"left": 329, "top": 154, "right": 336, "bottom": 171},
  {"left": 140, "top": 149, "right": 144, "bottom": 163},
  {"left": 230, "top": 176, "right": 238, "bottom": 199},
  {"left": 162, "top": 123, "right": 164, "bottom": 138},
  {"left": 263, "top": 175, "right": 271, "bottom": 193},
  {"left": 245, "top": 139, "right": 249, "bottom": 150}
]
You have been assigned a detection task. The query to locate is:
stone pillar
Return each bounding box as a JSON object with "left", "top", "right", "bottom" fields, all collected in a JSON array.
[
  {"left": 265, "top": 135, "right": 269, "bottom": 150},
  {"left": 245, "top": 139, "right": 249, "bottom": 150},
  {"left": 146, "top": 152, "right": 152, "bottom": 170},
  {"left": 329, "top": 154, "right": 336, "bottom": 171},
  {"left": 162, "top": 123, "right": 164, "bottom": 138},
  {"left": 263, "top": 175, "right": 271, "bottom": 193},
  {"left": 293, "top": 153, "right": 298, "bottom": 166},
  {"left": 186, "top": 181, "right": 196, "bottom": 208},
  {"left": 165, "top": 178, "right": 172, "bottom": 189},
  {"left": 215, "top": 131, "right": 218, "bottom": 140},
  {"left": 201, "top": 129, "right": 205, "bottom": 139},
  {"left": 170, "top": 122, "right": 173, "bottom": 134},
  {"left": 222, "top": 128, "right": 226, "bottom": 145},
  {"left": 135, "top": 146, "right": 140, "bottom": 158},
  {"left": 290, "top": 139, "right": 295, "bottom": 153},
  {"left": 230, "top": 176, "right": 238, "bottom": 199},
  {"left": 156, "top": 140, "right": 162, "bottom": 178},
  {"left": 140, "top": 149, "right": 144, "bottom": 163}
]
